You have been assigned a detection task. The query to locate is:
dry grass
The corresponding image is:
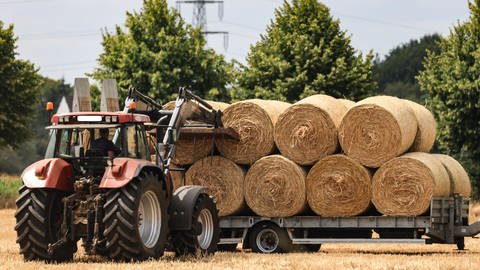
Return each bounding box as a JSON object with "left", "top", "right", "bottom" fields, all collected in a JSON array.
[{"left": 2, "top": 209, "right": 480, "bottom": 270}]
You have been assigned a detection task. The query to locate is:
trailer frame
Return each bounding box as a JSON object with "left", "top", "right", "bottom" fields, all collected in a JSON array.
[{"left": 218, "top": 194, "right": 480, "bottom": 252}]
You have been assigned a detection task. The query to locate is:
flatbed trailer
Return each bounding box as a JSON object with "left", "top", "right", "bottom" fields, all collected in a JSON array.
[{"left": 217, "top": 195, "right": 480, "bottom": 253}]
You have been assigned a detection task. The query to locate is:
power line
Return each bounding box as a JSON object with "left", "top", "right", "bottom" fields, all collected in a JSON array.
[{"left": 336, "top": 12, "right": 435, "bottom": 33}]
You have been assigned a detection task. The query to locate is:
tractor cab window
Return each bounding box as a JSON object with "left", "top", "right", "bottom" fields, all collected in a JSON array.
[
  {"left": 55, "top": 129, "right": 83, "bottom": 158},
  {"left": 84, "top": 127, "right": 121, "bottom": 157},
  {"left": 126, "top": 124, "right": 149, "bottom": 160}
]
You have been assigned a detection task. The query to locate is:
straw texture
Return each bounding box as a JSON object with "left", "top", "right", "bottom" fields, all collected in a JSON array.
[
  {"left": 432, "top": 154, "right": 471, "bottom": 197},
  {"left": 186, "top": 156, "right": 246, "bottom": 216},
  {"left": 245, "top": 155, "right": 306, "bottom": 217},
  {"left": 338, "top": 96, "right": 418, "bottom": 168},
  {"left": 306, "top": 154, "right": 372, "bottom": 217},
  {"left": 216, "top": 100, "right": 290, "bottom": 164},
  {"left": 169, "top": 170, "right": 185, "bottom": 191},
  {"left": 372, "top": 152, "right": 450, "bottom": 216},
  {"left": 404, "top": 99, "right": 437, "bottom": 152},
  {"left": 274, "top": 95, "right": 348, "bottom": 165},
  {"left": 163, "top": 100, "right": 229, "bottom": 165},
  {"left": 338, "top": 98, "right": 356, "bottom": 109}
]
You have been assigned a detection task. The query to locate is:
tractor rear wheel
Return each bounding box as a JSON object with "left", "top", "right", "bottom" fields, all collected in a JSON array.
[
  {"left": 15, "top": 186, "right": 76, "bottom": 262},
  {"left": 103, "top": 171, "right": 168, "bottom": 261},
  {"left": 171, "top": 194, "right": 219, "bottom": 256}
]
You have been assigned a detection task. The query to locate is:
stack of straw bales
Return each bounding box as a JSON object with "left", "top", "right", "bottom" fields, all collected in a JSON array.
[{"left": 163, "top": 94, "right": 471, "bottom": 218}]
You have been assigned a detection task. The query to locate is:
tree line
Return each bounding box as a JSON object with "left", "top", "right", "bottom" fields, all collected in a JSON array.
[{"left": 0, "top": 0, "right": 478, "bottom": 199}]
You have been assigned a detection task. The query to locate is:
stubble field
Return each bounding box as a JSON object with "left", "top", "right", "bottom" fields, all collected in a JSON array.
[{"left": 1, "top": 209, "right": 480, "bottom": 270}]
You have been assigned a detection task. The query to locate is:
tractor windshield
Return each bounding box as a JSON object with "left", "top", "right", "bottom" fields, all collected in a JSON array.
[{"left": 45, "top": 125, "right": 122, "bottom": 159}]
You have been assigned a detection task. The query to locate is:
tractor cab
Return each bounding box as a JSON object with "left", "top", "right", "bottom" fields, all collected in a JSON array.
[{"left": 45, "top": 112, "right": 152, "bottom": 176}]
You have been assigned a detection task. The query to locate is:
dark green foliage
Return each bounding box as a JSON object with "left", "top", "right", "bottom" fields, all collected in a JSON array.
[
  {"left": 418, "top": 0, "right": 480, "bottom": 199},
  {"left": 0, "top": 21, "right": 41, "bottom": 148},
  {"left": 375, "top": 34, "right": 440, "bottom": 102},
  {"left": 235, "top": 0, "right": 376, "bottom": 102},
  {"left": 92, "top": 0, "right": 234, "bottom": 104},
  {"left": 0, "top": 78, "right": 73, "bottom": 174},
  {"left": 90, "top": 83, "right": 101, "bottom": 111}
]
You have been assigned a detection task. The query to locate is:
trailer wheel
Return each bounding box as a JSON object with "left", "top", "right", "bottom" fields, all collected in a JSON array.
[
  {"left": 15, "top": 186, "right": 76, "bottom": 262},
  {"left": 172, "top": 194, "right": 220, "bottom": 256},
  {"left": 249, "top": 223, "right": 291, "bottom": 253},
  {"left": 103, "top": 171, "right": 168, "bottom": 261}
]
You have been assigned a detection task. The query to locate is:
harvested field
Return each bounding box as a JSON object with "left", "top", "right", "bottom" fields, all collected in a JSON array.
[{"left": 1, "top": 208, "right": 480, "bottom": 269}]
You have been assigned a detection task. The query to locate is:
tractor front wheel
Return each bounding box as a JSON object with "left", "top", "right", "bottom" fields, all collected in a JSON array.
[{"left": 171, "top": 194, "right": 220, "bottom": 256}]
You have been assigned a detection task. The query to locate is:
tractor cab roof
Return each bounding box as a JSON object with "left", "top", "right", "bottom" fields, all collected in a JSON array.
[{"left": 49, "top": 112, "right": 150, "bottom": 127}]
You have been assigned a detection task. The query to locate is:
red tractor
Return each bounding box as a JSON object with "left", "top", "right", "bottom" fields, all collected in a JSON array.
[{"left": 15, "top": 88, "right": 236, "bottom": 262}]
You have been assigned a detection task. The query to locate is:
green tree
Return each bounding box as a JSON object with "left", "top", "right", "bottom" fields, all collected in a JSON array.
[
  {"left": 418, "top": 1, "right": 480, "bottom": 199},
  {"left": 375, "top": 34, "right": 440, "bottom": 102},
  {"left": 235, "top": 0, "right": 376, "bottom": 102},
  {"left": 0, "top": 77, "right": 73, "bottom": 174},
  {"left": 0, "top": 21, "right": 41, "bottom": 148},
  {"left": 92, "top": 0, "right": 233, "bottom": 104}
]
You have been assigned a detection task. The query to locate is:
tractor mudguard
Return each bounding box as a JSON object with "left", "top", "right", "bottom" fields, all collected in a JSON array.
[
  {"left": 100, "top": 157, "right": 163, "bottom": 189},
  {"left": 168, "top": 185, "right": 207, "bottom": 231},
  {"left": 22, "top": 158, "right": 74, "bottom": 192}
]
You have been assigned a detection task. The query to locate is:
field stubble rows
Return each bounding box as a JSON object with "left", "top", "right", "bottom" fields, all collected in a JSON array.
[{"left": 1, "top": 209, "right": 480, "bottom": 270}]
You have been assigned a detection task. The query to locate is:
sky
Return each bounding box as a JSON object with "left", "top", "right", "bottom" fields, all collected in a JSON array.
[{"left": 0, "top": 0, "right": 471, "bottom": 85}]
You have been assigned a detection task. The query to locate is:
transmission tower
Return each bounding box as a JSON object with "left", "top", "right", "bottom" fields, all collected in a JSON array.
[{"left": 176, "top": 0, "right": 229, "bottom": 50}]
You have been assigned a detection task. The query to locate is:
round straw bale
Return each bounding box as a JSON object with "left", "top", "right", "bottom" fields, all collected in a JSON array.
[
  {"left": 169, "top": 170, "right": 186, "bottom": 191},
  {"left": 404, "top": 99, "right": 437, "bottom": 152},
  {"left": 275, "top": 95, "right": 348, "bottom": 165},
  {"left": 306, "top": 154, "right": 372, "bottom": 217},
  {"left": 432, "top": 154, "right": 471, "bottom": 197},
  {"left": 173, "top": 136, "right": 215, "bottom": 165},
  {"left": 338, "top": 98, "right": 356, "bottom": 109},
  {"left": 163, "top": 100, "right": 230, "bottom": 165},
  {"left": 216, "top": 100, "right": 290, "bottom": 164},
  {"left": 245, "top": 155, "right": 306, "bottom": 217},
  {"left": 372, "top": 152, "right": 450, "bottom": 216},
  {"left": 338, "top": 95, "right": 418, "bottom": 168},
  {"left": 186, "top": 156, "right": 246, "bottom": 216}
]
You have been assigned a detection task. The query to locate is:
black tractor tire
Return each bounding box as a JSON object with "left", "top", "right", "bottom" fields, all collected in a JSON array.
[
  {"left": 171, "top": 194, "right": 220, "bottom": 256},
  {"left": 15, "top": 186, "right": 76, "bottom": 262},
  {"left": 103, "top": 171, "right": 168, "bottom": 261},
  {"left": 249, "top": 223, "right": 292, "bottom": 253}
]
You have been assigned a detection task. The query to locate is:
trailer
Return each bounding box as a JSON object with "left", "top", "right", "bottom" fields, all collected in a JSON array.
[{"left": 217, "top": 195, "right": 480, "bottom": 253}]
